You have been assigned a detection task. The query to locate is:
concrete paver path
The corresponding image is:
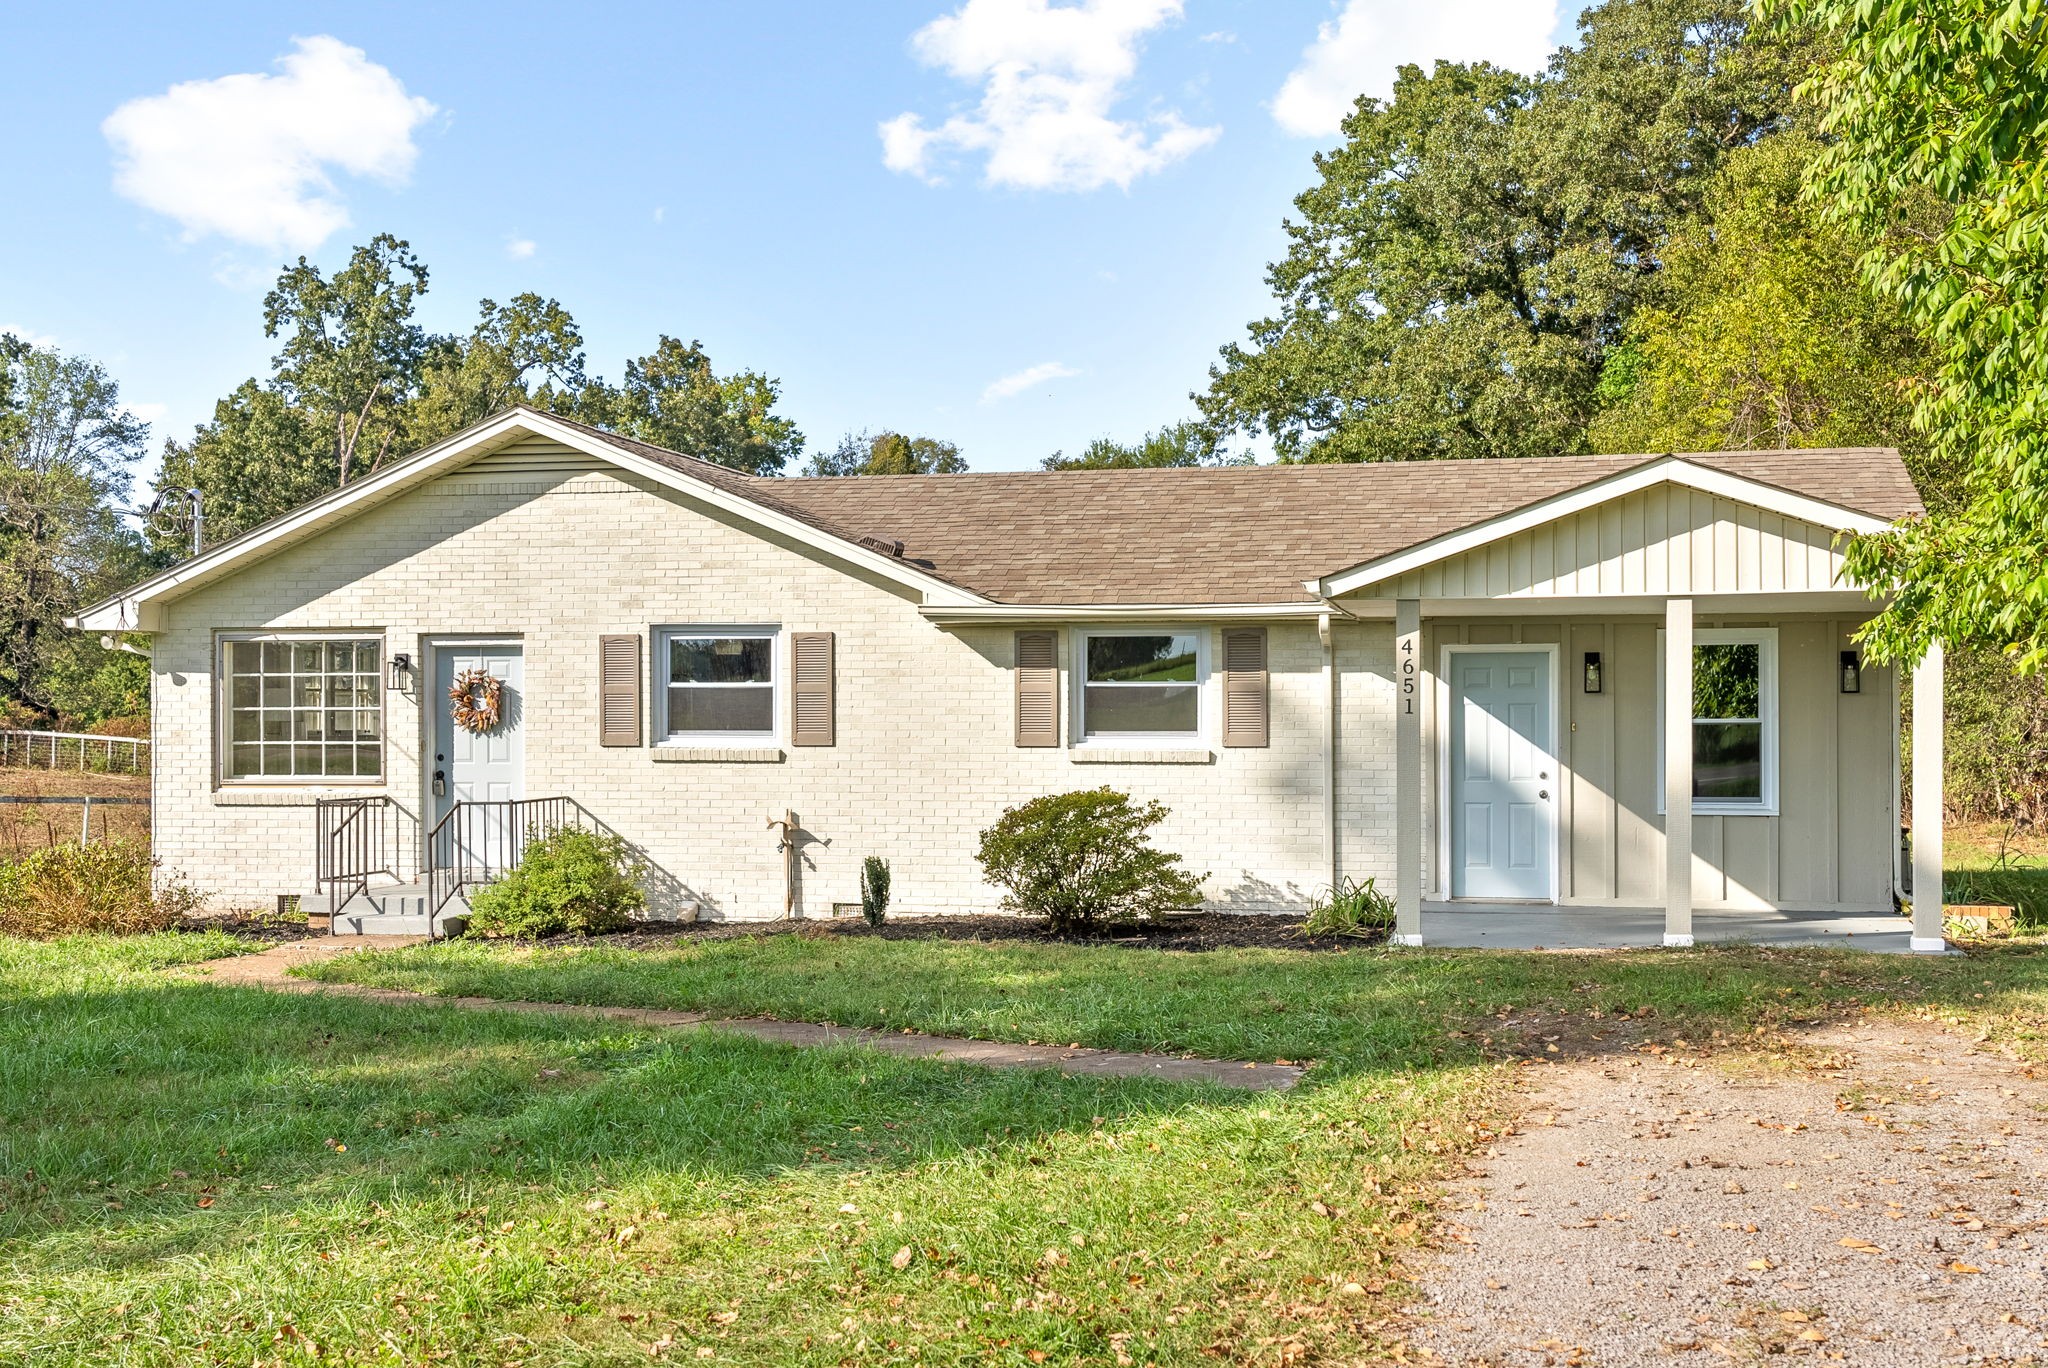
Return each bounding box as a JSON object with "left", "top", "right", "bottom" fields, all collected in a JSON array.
[
  {"left": 1408, "top": 1019, "right": 2048, "bottom": 1365},
  {"left": 182, "top": 939, "right": 1304, "bottom": 1091}
]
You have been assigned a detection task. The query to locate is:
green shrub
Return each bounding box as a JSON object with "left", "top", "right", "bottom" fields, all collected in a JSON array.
[
  {"left": 1944, "top": 856, "right": 2047, "bottom": 929},
  {"left": 975, "top": 788, "right": 1205, "bottom": 933},
  {"left": 1299, "top": 877, "right": 1395, "bottom": 938},
  {"left": 860, "top": 856, "right": 891, "bottom": 927},
  {"left": 0, "top": 839, "right": 201, "bottom": 938},
  {"left": 465, "top": 828, "right": 646, "bottom": 938}
]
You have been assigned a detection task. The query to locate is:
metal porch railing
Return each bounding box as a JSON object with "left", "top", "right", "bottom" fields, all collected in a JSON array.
[
  {"left": 315, "top": 796, "right": 393, "bottom": 910},
  {"left": 426, "top": 797, "right": 581, "bottom": 915}
]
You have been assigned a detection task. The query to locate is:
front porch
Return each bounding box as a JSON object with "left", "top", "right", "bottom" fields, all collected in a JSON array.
[
  {"left": 1307, "top": 457, "right": 1947, "bottom": 953},
  {"left": 1420, "top": 903, "right": 1914, "bottom": 952}
]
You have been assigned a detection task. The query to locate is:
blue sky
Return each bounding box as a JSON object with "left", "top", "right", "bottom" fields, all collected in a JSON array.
[{"left": 2, "top": 1, "right": 1589, "bottom": 477}]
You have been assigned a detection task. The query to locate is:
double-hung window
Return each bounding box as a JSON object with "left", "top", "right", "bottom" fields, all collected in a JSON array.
[
  {"left": 1659, "top": 628, "right": 1778, "bottom": 814},
  {"left": 658, "top": 628, "right": 778, "bottom": 743},
  {"left": 1079, "top": 631, "right": 1203, "bottom": 743},
  {"left": 221, "top": 635, "right": 383, "bottom": 782}
]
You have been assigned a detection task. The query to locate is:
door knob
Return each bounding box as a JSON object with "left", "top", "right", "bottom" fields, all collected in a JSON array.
[
  {"left": 1540, "top": 771, "right": 1550, "bottom": 780},
  {"left": 1539, "top": 790, "right": 1550, "bottom": 800}
]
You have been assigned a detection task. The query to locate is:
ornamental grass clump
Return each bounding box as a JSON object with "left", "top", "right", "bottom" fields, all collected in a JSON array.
[
  {"left": 465, "top": 828, "right": 646, "bottom": 938},
  {"left": 0, "top": 839, "right": 201, "bottom": 938},
  {"left": 975, "top": 787, "right": 1205, "bottom": 933}
]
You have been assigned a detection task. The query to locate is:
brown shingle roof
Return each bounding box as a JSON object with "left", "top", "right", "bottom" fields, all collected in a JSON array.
[
  {"left": 540, "top": 411, "right": 1921, "bottom": 606},
  {"left": 766, "top": 448, "right": 1919, "bottom": 605}
]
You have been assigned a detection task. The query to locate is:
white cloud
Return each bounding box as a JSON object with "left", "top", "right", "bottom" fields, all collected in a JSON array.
[
  {"left": 505, "top": 237, "right": 537, "bottom": 260},
  {"left": 0, "top": 322, "right": 59, "bottom": 349},
  {"left": 881, "top": 0, "right": 1218, "bottom": 191},
  {"left": 125, "top": 402, "right": 169, "bottom": 427},
  {"left": 982, "top": 360, "right": 1080, "bottom": 401},
  {"left": 652, "top": 206, "right": 667, "bottom": 223},
  {"left": 1272, "top": 0, "right": 1559, "bottom": 138},
  {"left": 103, "top": 35, "right": 438, "bottom": 254}
]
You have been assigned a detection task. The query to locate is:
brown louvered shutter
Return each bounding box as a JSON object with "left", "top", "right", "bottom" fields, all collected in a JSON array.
[
  {"left": 791, "top": 632, "right": 835, "bottom": 746},
  {"left": 599, "top": 634, "right": 641, "bottom": 746},
  {"left": 1013, "top": 630, "right": 1058, "bottom": 747},
  {"left": 1221, "top": 627, "right": 1269, "bottom": 748}
]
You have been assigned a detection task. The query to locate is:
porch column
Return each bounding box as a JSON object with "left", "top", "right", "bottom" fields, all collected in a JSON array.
[
  {"left": 1911, "top": 642, "right": 1946, "bottom": 952},
  {"left": 1393, "top": 598, "right": 1424, "bottom": 946},
  {"left": 1663, "top": 597, "right": 1694, "bottom": 947}
]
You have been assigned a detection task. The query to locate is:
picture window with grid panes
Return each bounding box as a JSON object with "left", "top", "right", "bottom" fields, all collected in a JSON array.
[{"left": 223, "top": 638, "right": 382, "bottom": 780}]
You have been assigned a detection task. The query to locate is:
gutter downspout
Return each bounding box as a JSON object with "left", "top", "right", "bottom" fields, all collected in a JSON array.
[{"left": 1318, "top": 611, "right": 1338, "bottom": 889}]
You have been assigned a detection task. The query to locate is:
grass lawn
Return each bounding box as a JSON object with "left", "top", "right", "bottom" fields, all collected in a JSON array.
[
  {"left": 1946, "top": 818, "right": 2048, "bottom": 924},
  {"left": 6, "top": 931, "right": 2046, "bottom": 1367}
]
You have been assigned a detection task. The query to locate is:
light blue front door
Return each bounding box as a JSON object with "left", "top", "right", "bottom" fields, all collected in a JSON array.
[{"left": 1449, "top": 651, "right": 1555, "bottom": 900}]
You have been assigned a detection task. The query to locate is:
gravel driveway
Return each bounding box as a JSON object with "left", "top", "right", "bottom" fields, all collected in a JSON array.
[{"left": 1408, "top": 1019, "right": 2048, "bottom": 1365}]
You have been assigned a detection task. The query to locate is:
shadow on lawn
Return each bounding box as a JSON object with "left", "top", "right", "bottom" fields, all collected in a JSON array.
[{"left": 0, "top": 976, "right": 1245, "bottom": 1248}]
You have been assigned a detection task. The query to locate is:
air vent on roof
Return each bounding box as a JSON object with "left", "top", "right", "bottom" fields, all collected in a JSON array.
[{"left": 857, "top": 534, "right": 906, "bottom": 558}]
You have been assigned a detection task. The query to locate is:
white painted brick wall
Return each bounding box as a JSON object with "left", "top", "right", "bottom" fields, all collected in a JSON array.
[{"left": 152, "top": 446, "right": 1400, "bottom": 917}]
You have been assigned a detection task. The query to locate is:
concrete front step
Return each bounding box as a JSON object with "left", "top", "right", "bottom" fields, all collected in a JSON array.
[{"left": 313, "top": 882, "right": 469, "bottom": 938}]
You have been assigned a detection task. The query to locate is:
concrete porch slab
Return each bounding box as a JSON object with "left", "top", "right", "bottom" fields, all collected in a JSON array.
[{"left": 1419, "top": 904, "right": 1914, "bottom": 953}]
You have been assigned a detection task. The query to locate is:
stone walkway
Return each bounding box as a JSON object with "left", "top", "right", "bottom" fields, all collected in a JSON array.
[
  {"left": 1406, "top": 1019, "right": 2048, "bottom": 1365},
  {"left": 180, "top": 939, "right": 1304, "bottom": 1091}
]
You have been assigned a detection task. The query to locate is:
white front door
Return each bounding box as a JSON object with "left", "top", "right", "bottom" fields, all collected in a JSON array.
[
  {"left": 432, "top": 644, "right": 524, "bottom": 869},
  {"left": 1449, "top": 650, "right": 1556, "bottom": 900}
]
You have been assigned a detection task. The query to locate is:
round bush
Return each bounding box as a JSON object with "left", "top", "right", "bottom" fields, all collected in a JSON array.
[
  {"left": 975, "top": 788, "right": 1205, "bottom": 933},
  {"left": 465, "top": 828, "right": 647, "bottom": 938}
]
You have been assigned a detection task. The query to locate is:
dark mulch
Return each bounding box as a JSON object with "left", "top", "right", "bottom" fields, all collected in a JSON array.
[
  {"left": 179, "top": 914, "right": 316, "bottom": 945},
  {"left": 573, "top": 912, "right": 1380, "bottom": 954}
]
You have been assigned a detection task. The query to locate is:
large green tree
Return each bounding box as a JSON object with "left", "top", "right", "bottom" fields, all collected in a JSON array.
[
  {"left": 806, "top": 430, "right": 965, "bottom": 476},
  {"left": 1043, "top": 421, "right": 1248, "bottom": 470},
  {"left": 574, "top": 336, "right": 804, "bottom": 476},
  {"left": 1588, "top": 134, "right": 1932, "bottom": 472},
  {"left": 1200, "top": 0, "right": 1815, "bottom": 463},
  {"left": 0, "top": 337, "right": 152, "bottom": 724},
  {"left": 164, "top": 242, "right": 809, "bottom": 547},
  {"left": 1767, "top": 0, "right": 2048, "bottom": 670}
]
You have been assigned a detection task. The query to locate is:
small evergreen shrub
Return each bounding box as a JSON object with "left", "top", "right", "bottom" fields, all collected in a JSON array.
[
  {"left": 465, "top": 828, "right": 646, "bottom": 938},
  {"left": 975, "top": 788, "right": 1205, "bottom": 933},
  {"left": 0, "top": 839, "right": 201, "bottom": 938},
  {"left": 1299, "top": 876, "right": 1396, "bottom": 938},
  {"left": 860, "top": 856, "right": 891, "bottom": 927}
]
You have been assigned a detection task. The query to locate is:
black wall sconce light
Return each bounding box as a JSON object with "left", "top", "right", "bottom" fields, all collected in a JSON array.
[
  {"left": 1839, "top": 650, "right": 1862, "bottom": 694},
  {"left": 1583, "top": 651, "right": 1603, "bottom": 694},
  {"left": 388, "top": 652, "right": 415, "bottom": 691}
]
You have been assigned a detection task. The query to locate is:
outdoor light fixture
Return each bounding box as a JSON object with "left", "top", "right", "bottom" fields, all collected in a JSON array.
[
  {"left": 1583, "top": 651, "right": 1603, "bottom": 694},
  {"left": 1840, "top": 650, "right": 1862, "bottom": 694},
  {"left": 388, "top": 653, "right": 415, "bottom": 691}
]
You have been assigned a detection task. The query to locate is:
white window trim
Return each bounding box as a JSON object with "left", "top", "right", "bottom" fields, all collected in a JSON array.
[
  {"left": 654, "top": 625, "right": 782, "bottom": 746},
  {"left": 215, "top": 630, "right": 387, "bottom": 788},
  {"left": 1656, "top": 626, "right": 1780, "bottom": 817},
  {"left": 1071, "top": 626, "right": 1209, "bottom": 749}
]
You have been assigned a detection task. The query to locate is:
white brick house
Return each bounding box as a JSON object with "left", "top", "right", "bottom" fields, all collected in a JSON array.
[{"left": 72, "top": 407, "right": 1949, "bottom": 950}]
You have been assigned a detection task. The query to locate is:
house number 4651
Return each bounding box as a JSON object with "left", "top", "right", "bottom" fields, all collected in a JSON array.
[{"left": 1401, "top": 639, "right": 1416, "bottom": 715}]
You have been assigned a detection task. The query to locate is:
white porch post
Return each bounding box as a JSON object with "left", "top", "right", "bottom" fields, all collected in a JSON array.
[
  {"left": 1663, "top": 597, "right": 1694, "bottom": 947},
  {"left": 1393, "top": 598, "right": 1424, "bottom": 946},
  {"left": 1911, "top": 642, "right": 1946, "bottom": 952}
]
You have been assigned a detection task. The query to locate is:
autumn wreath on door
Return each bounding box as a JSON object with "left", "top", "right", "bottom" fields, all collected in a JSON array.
[{"left": 448, "top": 666, "right": 504, "bottom": 734}]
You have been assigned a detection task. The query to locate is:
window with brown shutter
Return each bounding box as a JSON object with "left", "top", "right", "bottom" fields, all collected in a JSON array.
[
  {"left": 599, "top": 634, "right": 642, "bottom": 746},
  {"left": 1014, "top": 630, "right": 1058, "bottom": 747},
  {"left": 790, "top": 631, "right": 835, "bottom": 746},
  {"left": 1221, "top": 627, "right": 1269, "bottom": 748}
]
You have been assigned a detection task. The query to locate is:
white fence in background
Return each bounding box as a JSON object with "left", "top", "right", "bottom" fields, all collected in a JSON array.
[{"left": 0, "top": 729, "right": 151, "bottom": 774}]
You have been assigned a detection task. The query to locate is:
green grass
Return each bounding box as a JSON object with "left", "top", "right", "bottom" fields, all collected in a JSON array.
[
  {"left": 298, "top": 930, "right": 2048, "bottom": 1071},
  {"left": 1945, "top": 820, "right": 2048, "bottom": 926},
  {"left": 7, "top": 930, "right": 2046, "bottom": 1367}
]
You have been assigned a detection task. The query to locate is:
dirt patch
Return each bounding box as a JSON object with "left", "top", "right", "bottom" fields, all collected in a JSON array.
[
  {"left": 560, "top": 912, "right": 1374, "bottom": 954},
  {"left": 1405, "top": 1021, "right": 2048, "bottom": 1365},
  {"left": 0, "top": 768, "right": 151, "bottom": 856}
]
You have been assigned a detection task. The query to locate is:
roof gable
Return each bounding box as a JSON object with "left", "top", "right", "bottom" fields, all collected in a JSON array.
[
  {"left": 1312, "top": 456, "right": 1897, "bottom": 600},
  {"left": 71, "top": 408, "right": 988, "bottom": 631}
]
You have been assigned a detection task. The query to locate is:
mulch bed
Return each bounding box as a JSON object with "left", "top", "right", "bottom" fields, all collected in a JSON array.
[
  {"left": 577, "top": 912, "right": 1380, "bottom": 954},
  {"left": 180, "top": 914, "right": 318, "bottom": 945}
]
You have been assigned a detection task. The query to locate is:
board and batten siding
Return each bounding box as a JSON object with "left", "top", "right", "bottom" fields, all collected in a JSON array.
[
  {"left": 1424, "top": 617, "right": 1895, "bottom": 912},
  {"left": 1371, "top": 488, "right": 1850, "bottom": 599}
]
